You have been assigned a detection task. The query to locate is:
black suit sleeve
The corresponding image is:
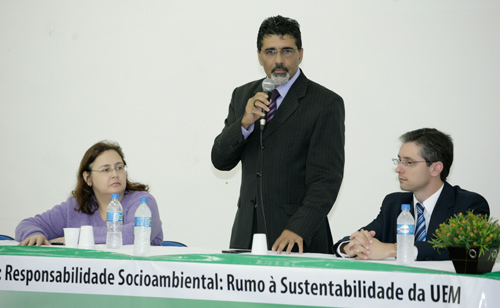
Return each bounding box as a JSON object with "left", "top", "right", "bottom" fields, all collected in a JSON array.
[
  {"left": 212, "top": 85, "right": 255, "bottom": 171},
  {"left": 284, "top": 91, "right": 345, "bottom": 245},
  {"left": 332, "top": 195, "right": 397, "bottom": 257}
]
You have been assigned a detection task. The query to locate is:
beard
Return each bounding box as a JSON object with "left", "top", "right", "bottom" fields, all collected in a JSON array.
[
  {"left": 270, "top": 64, "right": 290, "bottom": 86},
  {"left": 271, "top": 71, "right": 290, "bottom": 86}
]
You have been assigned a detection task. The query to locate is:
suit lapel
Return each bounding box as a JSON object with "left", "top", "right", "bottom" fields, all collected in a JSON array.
[
  {"left": 428, "top": 182, "right": 455, "bottom": 236},
  {"left": 263, "top": 73, "right": 307, "bottom": 138}
]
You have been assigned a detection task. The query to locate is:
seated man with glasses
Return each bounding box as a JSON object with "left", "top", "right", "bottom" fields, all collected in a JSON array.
[
  {"left": 16, "top": 141, "right": 163, "bottom": 246},
  {"left": 333, "top": 128, "right": 489, "bottom": 261}
]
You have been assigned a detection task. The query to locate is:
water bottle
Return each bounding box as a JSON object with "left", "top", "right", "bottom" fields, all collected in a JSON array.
[
  {"left": 397, "top": 204, "right": 415, "bottom": 265},
  {"left": 134, "top": 198, "right": 151, "bottom": 256},
  {"left": 106, "top": 193, "right": 123, "bottom": 249}
]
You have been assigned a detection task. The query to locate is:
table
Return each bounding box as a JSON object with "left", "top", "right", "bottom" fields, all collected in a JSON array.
[{"left": 1, "top": 242, "right": 499, "bottom": 308}]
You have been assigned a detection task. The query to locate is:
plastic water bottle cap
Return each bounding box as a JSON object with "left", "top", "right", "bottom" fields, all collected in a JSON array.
[
  {"left": 401, "top": 204, "right": 411, "bottom": 210},
  {"left": 140, "top": 198, "right": 148, "bottom": 203},
  {"left": 111, "top": 194, "right": 119, "bottom": 199}
]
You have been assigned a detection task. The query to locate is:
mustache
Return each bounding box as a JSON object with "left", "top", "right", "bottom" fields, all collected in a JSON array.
[{"left": 271, "top": 64, "right": 289, "bottom": 73}]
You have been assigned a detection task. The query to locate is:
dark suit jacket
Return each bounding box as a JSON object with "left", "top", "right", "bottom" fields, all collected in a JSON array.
[
  {"left": 212, "top": 71, "right": 345, "bottom": 254},
  {"left": 333, "top": 182, "right": 490, "bottom": 260}
]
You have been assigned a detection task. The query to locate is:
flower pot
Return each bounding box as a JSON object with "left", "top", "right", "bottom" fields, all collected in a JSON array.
[{"left": 447, "top": 246, "right": 499, "bottom": 274}]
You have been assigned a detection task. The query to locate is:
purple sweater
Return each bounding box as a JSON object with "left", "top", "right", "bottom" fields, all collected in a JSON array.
[{"left": 15, "top": 191, "right": 163, "bottom": 245}]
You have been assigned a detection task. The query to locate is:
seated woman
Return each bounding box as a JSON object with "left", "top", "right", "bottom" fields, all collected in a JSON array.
[{"left": 16, "top": 141, "right": 163, "bottom": 246}]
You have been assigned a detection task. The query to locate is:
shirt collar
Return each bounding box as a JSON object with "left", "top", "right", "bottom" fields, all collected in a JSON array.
[{"left": 413, "top": 183, "right": 444, "bottom": 216}]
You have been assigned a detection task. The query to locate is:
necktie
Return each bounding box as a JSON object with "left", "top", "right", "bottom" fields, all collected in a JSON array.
[
  {"left": 266, "top": 89, "right": 280, "bottom": 122},
  {"left": 415, "top": 202, "right": 426, "bottom": 241}
]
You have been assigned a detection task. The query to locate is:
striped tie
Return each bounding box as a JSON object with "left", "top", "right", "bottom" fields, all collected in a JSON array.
[
  {"left": 267, "top": 89, "right": 280, "bottom": 122},
  {"left": 415, "top": 202, "right": 426, "bottom": 241}
]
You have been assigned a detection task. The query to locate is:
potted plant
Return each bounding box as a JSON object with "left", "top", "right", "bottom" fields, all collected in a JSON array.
[{"left": 430, "top": 210, "right": 500, "bottom": 274}]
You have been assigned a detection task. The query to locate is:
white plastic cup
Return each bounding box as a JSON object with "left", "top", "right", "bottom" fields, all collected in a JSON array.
[
  {"left": 63, "top": 228, "right": 80, "bottom": 248},
  {"left": 77, "top": 225, "right": 95, "bottom": 249},
  {"left": 251, "top": 233, "right": 268, "bottom": 255}
]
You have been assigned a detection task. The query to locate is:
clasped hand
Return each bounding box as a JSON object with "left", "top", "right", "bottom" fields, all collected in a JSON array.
[
  {"left": 344, "top": 229, "right": 396, "bottom": 260},
  {"left": 343, "top": 229, "right": 375, "bottom": 259}
]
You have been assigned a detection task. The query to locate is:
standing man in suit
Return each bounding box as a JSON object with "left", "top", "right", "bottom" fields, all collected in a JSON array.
[
  {"left": 334, "top": 128, "right": 489, "bottom": 261},
  {"left": 211, "top": 15, "right": 345, "bottom": 254}
]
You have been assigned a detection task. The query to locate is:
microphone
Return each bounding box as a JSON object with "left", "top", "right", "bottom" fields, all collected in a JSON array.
[
  {"left": 260, "top": 78, "right": 276, "bottom": 130},
  {"left": 258, "top": 79, "right": 275, "bottom": 241}
]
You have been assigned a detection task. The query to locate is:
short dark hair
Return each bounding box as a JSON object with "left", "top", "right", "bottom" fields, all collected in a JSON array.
[
  {"left": 400, "top": 128, "right": 453, "bottom": 181},
  {"left": 257, "top": 15, "right": 302, "bottom": 51}
]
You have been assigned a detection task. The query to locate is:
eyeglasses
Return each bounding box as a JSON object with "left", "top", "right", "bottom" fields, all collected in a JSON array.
[
  {"left": 392, "top": 158, "right": 434, "bottom": 167},
  {"left": 91, "top": 164, "right": 127, "bottom": 174},
  {"left": 260, "top": 48, "right": 298, "bottom": 58}
]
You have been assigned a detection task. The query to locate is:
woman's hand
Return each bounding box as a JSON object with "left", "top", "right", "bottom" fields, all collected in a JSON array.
[{"left": 18, "top": 234, "right": 50, "bottom": 246}]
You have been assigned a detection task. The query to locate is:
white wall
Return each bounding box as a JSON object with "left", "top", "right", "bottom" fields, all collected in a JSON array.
[{"left": 1, "top": 0, "right": 499, "bottom": 249}]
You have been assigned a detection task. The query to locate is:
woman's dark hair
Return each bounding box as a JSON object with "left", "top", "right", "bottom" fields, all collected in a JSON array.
[
  {"left": 72, "top": 140, "right": 149, "bottom": 214},
  {"left": 257, "top": 15, "right": 302, "bottom": 51}
]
